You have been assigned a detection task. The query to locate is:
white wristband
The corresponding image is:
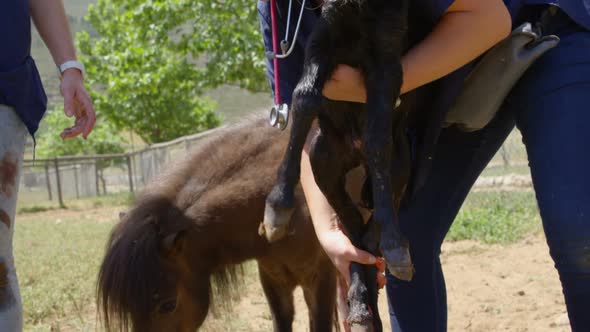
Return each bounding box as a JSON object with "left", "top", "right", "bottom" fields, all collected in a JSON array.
[{"left": 57, "top": 60, "right": 85, "bottom": 79}]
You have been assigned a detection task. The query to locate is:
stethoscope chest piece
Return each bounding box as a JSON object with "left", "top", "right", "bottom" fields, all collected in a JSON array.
[{"left": 269, "top": 103, "right": 290, "bottom": 130}]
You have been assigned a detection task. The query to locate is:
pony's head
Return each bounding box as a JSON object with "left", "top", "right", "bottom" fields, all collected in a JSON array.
[{"left": 97, "top": 195, "right": 237, "bottom": 332}]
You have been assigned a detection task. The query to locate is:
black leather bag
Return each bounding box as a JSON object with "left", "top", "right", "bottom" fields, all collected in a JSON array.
[{"left": 443, "top": 20, "right": 560, "bottom": 131}]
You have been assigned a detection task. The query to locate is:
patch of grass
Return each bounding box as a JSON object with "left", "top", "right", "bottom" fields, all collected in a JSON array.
[
  {"left": 15, "top": 210, "right": 116, "bottom": 330},
  {"left": 480, "top": 165, "right": 531, "bottom": 177},
  {"left": 87, "top": 192, "right": 134, "bottom": 209},
  {"left": 448, "top": 191, "right": 542, "bottom": 244},
  {"left": 18, "top": 205, "right": 56, "bottom": 214},
  {"left": 17, "top": 192, "right": 134, "bottom": 212}
]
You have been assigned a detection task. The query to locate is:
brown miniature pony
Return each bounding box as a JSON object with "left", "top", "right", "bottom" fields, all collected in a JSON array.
[{"left": 97, "top": 116, "right": 366, "bottom": 331}]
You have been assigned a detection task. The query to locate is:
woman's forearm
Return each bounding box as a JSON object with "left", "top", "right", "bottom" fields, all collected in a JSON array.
[
  {"left": 300, "top": 125, "right": 379, "bottom": 279},
  {"left": 400, "top": 0, "right": 511, "bottom": 93},
  {"left": 322, "top": 0, "right": 512, "bottom": 101},
  {"left": 300, "top": 126, "right": 340, "bottom": 240},
  {"left": 30, "top": 0, "right": 77, "bottom": 66}
]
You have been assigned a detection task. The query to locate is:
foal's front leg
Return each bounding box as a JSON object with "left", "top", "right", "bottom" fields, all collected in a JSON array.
[
  {"left": 261, "top": 22, "right": 333, "bottom": 242},
  {"left": 362, "top": 60, "right": 413, "bottom": 281},
  {"left": 308, "top": 130, "right": 380, "bottom": 332}
]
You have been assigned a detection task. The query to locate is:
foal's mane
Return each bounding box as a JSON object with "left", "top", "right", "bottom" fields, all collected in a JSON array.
[{"left": 97, "top": 115, "right": 287, "bottom": 331}]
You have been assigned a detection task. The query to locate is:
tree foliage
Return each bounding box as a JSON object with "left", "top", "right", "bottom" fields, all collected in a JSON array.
[{"left": 77, "top": 0, "right": 268, "bottom": 144}]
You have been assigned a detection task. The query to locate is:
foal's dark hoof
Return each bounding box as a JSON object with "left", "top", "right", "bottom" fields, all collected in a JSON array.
[
  {"left": 382, "top": 247, "right": 414, "bottom": 281},
  {"left": 259, "top": 201, "right": 294, "bottom": 242}
]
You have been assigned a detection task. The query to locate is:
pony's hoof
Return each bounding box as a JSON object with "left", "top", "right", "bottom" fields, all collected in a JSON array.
[
  {"left": 382, "top": 247, "right": 414, "bottom": 281},
  {"left": 260, "top": 202, "right": 294, "bottom": 242}
]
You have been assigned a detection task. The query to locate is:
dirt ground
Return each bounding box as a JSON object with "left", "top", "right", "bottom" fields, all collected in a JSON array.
[
  {"left": 18, "top": 203, "right": 569, "bottom": 331},
  {"left": 204, "top": 234, "right": 570, "bottom": 332}
]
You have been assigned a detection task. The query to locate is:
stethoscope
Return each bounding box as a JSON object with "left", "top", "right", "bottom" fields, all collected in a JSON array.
[{"left": 267, "top": 0, "right": 313, "bottom": 130}]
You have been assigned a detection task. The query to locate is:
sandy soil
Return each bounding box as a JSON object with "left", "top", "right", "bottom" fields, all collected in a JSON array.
[{"left": 203, "top": 234, "right": 570, "bottom": 332}]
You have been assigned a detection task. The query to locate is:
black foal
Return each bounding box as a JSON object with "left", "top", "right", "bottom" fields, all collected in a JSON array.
[{"left": 260, "top": 1, "right": 417, "bottom": 331}]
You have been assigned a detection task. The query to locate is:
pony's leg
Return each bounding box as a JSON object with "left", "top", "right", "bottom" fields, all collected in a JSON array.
[
  {"left": 258, "top": 263, "right": 296, "bottom": 332},
  {"left": 302, "top": 261, "right": 338, "bottom": 332},
  {"left": 261, "top": 20, "right": 333, "bottom": 243},
  {"left": 309, "top": 131, "right": 379, "bottom": 332},
  {"left": 0, "top": 106, "right": 27, "bottom": 332},
  {"left": 362, "top": 60, "right": 413, "bottom": 281}
]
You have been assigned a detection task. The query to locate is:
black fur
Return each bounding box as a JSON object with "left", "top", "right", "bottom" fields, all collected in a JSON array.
[{"left": 263, "top": 1, "right": 423, "bottom": 330}]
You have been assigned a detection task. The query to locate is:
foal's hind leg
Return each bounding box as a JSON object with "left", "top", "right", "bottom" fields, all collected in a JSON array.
[
  {"left": 258, "top": 263, "right": 296, "bottom": 332},
  {"left": 362, "top": 60, "right": 413, "bottom": 281},
  {"left": 309, "top": 131, "right": 379, "bottom": 332},
  {"left": 262, "top": 21, "right": 333, "bottom": 242}
]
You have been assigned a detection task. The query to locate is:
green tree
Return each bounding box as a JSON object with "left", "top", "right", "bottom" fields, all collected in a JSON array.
[{"left": 77, "top": 0, "right": 267, "bottom": 144}]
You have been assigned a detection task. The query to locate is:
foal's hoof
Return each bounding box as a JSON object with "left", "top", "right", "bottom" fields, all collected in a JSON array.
[
  {"left": 347, "top": 272, "right": 377, "bottom": 332},
  {"left": 382, "top": 247, "right": 414, "bottom": 281},
  {"left": 259, "top": 202, "right": 294, "bottom": 242}
]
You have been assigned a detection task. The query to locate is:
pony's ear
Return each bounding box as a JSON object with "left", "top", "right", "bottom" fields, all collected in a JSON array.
[
  {"left": 161, "top": 230, "right": 187, "bottom": 255},
  {"left": 157, "top": 212, "right": 191, "bottom": 256},
  {"left": 118, "top": 211, "right": 127, "bottom": 220}
]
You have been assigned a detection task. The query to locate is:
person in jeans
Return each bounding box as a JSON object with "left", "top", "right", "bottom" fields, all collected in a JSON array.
[
  {"left": 0, "top": 0, "right": 96, "bottom": 330},
  {"left": 257, "top": 0, "right": 590, "bottom": 330}
]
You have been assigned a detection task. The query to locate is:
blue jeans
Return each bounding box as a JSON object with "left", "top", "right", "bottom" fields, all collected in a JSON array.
[{"left": 257, "top": 3, "right": 590, "bottom": 331}]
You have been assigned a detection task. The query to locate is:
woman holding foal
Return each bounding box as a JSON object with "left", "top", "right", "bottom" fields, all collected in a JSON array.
[{"left": 258, "top": 0, "right": 590, "bottom": 331}]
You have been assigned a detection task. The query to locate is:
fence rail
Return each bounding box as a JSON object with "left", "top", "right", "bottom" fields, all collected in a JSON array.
[
  {"left": 19, "top": 125, "right": 232, "bottom": 206},
  {"left": 18, "top": 126, "right": 531, "bottom": 206}
]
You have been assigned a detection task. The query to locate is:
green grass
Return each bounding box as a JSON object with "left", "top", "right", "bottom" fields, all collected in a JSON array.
[
  {"left": 480, "top": 165, "right": 531, "bottom": 177},
  {"left": 448, "top": 191, "right": 541, "bottom": 244},
  {"left": 17, "top": 192, "right": 134, "bottom": 214},
  {"left": 15, "top": 210, "right": 116, "bottom": 330}
]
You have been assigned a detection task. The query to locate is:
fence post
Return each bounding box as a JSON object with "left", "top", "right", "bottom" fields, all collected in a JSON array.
[
  {"left": 44, "top": 161, "right": 52, "bottom": 201},
  {"left": 74, "top": 165, "right": 80, "bottom": 199},
  {"left": 500, "top": 145, "right": 511, "bottom": 167},
  {"left": 54, "top": 158, "right": 64, "bottom": 208},
  {"left": 95, "top": 160, "right": 100, "bottom": 196},
  {"left": 126, "top": 155, "right": 134, "bottom": 193}
]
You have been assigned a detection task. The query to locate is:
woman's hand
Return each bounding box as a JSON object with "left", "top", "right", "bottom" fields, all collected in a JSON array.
[
  {"left": 316, "top": 214, "right": 387, "bottom": 287},
  {"left": 59, "top": 69, "right": 96, "bottom": 139},
  {"left": 300, "top": 124, "right": 386, "bottom": 287}
]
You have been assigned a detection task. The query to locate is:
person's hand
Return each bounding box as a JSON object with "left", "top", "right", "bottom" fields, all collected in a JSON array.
[
  {"left": 59, "top": 68, "right": 96, "bottom": 139},
  {"left": 317, "top": 214, "right": 386, "bottom": 288},
  {"left": 326, "top": 219, "right": 386, "bottom": 332}
]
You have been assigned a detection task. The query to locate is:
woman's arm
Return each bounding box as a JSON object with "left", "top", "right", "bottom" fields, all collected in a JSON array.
[
  {"left": 30, "top": 0, "right": 76, "bottom": 66},
  {"left": 322, "top": 0, "right": 512, "bottom": 102},
  {"left": 302, "top": 0, "right": 511, "bottom": 283},
  {"left": 301, "top": 124, "right": 383, "bottom": 286},
  {"left": 30, "top": 0, "right": 96, "bottom": 139}
]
